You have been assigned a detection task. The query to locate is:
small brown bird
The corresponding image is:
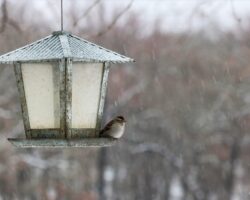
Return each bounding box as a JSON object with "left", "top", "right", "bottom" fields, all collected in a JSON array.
[{"left": 99, "top": 116, "right": 126, "bottom": 139}]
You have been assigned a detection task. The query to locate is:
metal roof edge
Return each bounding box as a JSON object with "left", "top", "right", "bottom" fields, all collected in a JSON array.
[
  {"left": 0, "top": 58, "right": 134, "bottom": 64},
  {"left": 72, "top": 58, "right": 134, "bottom": 64},
  {"left": 0, "top": 34, "right": 53, "bottom": 61},
  {"left": 69, "top": 33, "right": 134, "bottom": 62}
]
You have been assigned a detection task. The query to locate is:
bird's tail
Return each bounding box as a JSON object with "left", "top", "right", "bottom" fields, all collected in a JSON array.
[{"left": 99, "top": 129, "right": 104, "bottom": 137}]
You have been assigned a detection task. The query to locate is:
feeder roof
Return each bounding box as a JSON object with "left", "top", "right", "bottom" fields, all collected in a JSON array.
[{"left": 0, "top": 31, "right": 134, "bottom": 64}]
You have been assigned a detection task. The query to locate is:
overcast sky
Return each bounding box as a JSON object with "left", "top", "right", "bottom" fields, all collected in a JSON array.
[
  {"left": 106, "top": 0, "right": 250, "bottom": 32},
  {"left": 9, "top": 0, "right": 250, "bottom": 33}
]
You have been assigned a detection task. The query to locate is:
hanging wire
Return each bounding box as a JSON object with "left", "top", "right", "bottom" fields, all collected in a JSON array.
[{"left": 61, "top": 0, "right": 63, "bottom": 31}]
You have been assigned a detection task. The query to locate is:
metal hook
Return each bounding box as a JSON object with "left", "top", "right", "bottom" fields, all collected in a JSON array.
[{"left": 61, "top": 0, "right": 63, "bottom": 31}]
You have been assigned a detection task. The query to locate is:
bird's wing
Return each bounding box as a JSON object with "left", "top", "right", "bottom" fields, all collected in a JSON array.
[{"left": 99, "top": 120, "right": 114, "bottom": 136}]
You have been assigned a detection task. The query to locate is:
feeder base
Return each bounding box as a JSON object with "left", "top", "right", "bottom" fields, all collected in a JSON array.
[{"left": 8, "top": 138, "right": 117, "bottom": 148}]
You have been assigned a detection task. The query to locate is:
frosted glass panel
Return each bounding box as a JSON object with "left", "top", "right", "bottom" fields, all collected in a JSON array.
[
  {"left": 22, "top": 63, "right": 60, "bottom": 129},
  {"left": 72, "top": 63, "right": 103, "bottom": 128}
]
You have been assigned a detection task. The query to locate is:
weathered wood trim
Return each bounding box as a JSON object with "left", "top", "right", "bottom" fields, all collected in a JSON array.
[
  {"left": 65, "top": 58, "right": 72, "bottom": 138},
  {"left": 0, "top": 59, "right": 133, "bottom": 65},
  {"left": 96, "top": 62, "right": 110, "bottom": 136},
  {"left": 28, "top": 129, "right": 61, "bottom": 139},
  {"left": 8, "top": 138, "right": 117, "bottom": 148},
  {"left": 51, "top": 62, "right": 61, "bottom": 130},
  {"left": 59, "top": 59, "right": 66, "bottom": 138},
  {"left": 14, "top": 62, "right": 31, "bottom": 138},
  {"left": 71, "top": 128, "right": 96, "bottom": 138}
]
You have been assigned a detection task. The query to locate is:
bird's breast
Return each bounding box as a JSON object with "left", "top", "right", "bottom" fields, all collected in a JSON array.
[{"left": 109, "top": 123, "right": 125, "bottom": 138}]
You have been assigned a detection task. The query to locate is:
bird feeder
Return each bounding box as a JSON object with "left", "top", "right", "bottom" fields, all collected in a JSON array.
[{"left": 0, "top": 31, "right": 133, "bottom": 147}]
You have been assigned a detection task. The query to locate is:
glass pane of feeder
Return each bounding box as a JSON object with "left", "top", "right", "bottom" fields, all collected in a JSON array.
[
  {"left": 72, "top": 63, "right": 103, "bottom": 128},
  {"left": 22, "top": 63, "right": 60, "bottom": 129}
]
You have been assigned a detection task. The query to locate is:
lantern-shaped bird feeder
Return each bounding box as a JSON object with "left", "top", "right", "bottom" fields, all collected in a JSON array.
[{"left": 0, "top": 30, "right": 133, "bottom": 147}]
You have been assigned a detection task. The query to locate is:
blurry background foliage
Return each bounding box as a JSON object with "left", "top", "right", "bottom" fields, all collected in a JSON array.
[{"left": 0, "top": 0, "right": 250, "bottom": 199}]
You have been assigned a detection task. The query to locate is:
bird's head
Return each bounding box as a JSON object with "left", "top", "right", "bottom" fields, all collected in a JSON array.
[{"left": 116, "top": 116, "right": 126, "bottom": 123}]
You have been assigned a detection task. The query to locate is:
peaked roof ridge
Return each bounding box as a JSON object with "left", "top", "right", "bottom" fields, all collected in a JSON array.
[{"left": 58, "top": 34, "right": 72, "bottom": 58}]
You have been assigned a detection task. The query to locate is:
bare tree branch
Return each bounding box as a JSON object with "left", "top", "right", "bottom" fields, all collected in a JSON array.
[
  {"left": 8, "top": 18, "right": 22, "bottom": 33},
  {"left": 107, "top": 80, "right": 148, "bottom": 117},
  {"left": 73, "top": 0, "right": 102, "bottom": 27},
  {"left": 230, "top": 0, "right": 241, "bottom": 23},
  {"left": 229, "top": 0, "right": 245, "bottom": 35},
  {"left": 96, "top": 0, "right": 134, "bottom": 37},
  {"left": 0, "top": 0, "right": 7, "bottom": 33},
  {"left": 0, "top": 0, "right": 21, "bottom": 34}
]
